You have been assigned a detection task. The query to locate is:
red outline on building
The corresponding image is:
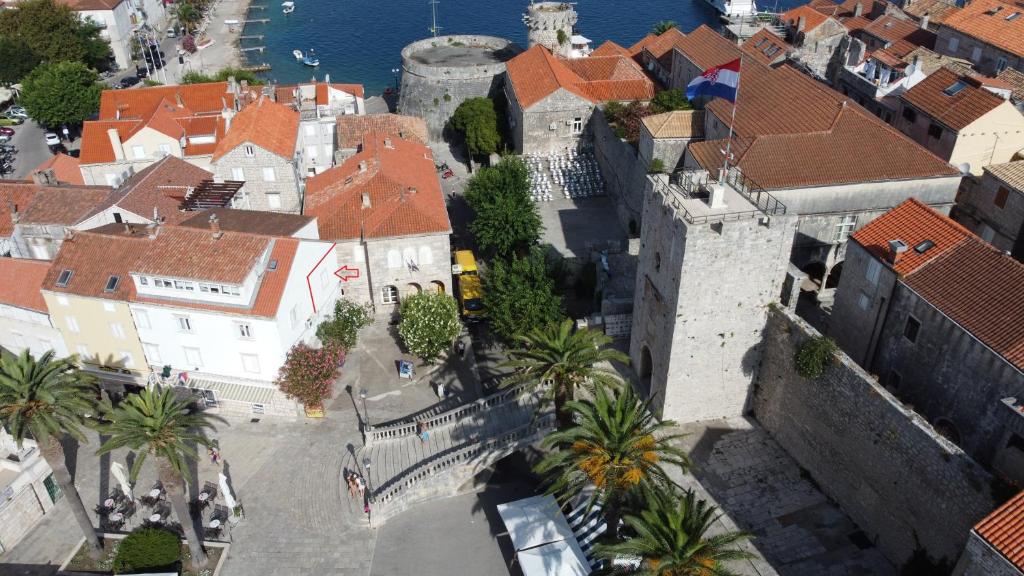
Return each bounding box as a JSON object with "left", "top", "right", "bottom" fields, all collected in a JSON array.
[{"left": 305, "top": 242, "right": 337, "bottom": 314}]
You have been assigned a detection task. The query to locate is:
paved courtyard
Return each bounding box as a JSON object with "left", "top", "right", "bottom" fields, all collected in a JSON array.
[{"left": 537, "top": 196, "right": 628, "bottom": 259}]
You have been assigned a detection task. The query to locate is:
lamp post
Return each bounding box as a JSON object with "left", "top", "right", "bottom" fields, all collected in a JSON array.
[
  {"left": 391, "top": 68, "right": 400, "bottom": 93},
  {"left": 362, "top": 456, "right": 374, "bottom": 512},
  {"left": 359, "top": 388, "right": 370, "bottom": 428}
]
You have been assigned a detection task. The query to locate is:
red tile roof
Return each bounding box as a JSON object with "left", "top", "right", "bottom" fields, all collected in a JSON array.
[
  {"left": 997, "top": 67, "right": 1024, "bottom": 102},
  {"left": 177, "top": 208, "right": 313, "bottom": 237},
  {"left": 0, "top": 183, "right": 37, "bottom": 236},
  {"left": 941, "top": 0, "right": 1024, "bottom": 58},
  {"left": 840, "top": 15, "right": 873, "bottom": 33},
  {"left": 629, "top": 27, "right": 687, "bottom": 60},
  {"left": 901, "top": 0, "right": 961, "bottom": 27},
  {"left": 0, "top": 258, "right": 50, "bottom": 313},
  {"left": 98, "top": 83, "right": 236, "bottom": 119},
  {"left": 900, "top": 67, "right": 1006, "bottom": 130},
  {"left": 672, "top": 24, "right": 742, "bottom": 71},
  {"left": 506, "top": 45, "right": 654, "bottom": 109},
  {"left": 275, "top": 82, "right": 366, "bottom": 106},
  {"left": 336, "top": 114, "right": 428, "bottom": 150},
  {"left": 305, "top": 133, "right": 451, "bottom": 240},
  {"left": 809, "top": 0, "right": 882, "bottom": 18},
  {"left": 113, "top": 156, "right": 213, "bottom": 225},
  {"left": 9, "top": 182, "right": 119, "bottom": 226},
  {"left": 781, "top": 5, "right": 830, "bottom": 33},
  {"left": 974, "top": 491, "right": 1024, "bottom": 570},
  {"left": 29, "top": 154, "right": 84, "bottom": 185},
  {"left": 213, "top": 97, "right": 298, "bottom": 162},
  {"left": 56, "top": 0, "right": 124, "bottom": 10},
  {"left": 850, "top": 198, "right": 973, "bottom": 274},
  {"left": 860, "top": 15, "right": 936, "bottom": 49},
  {"left": 741, "top": 29, "right": 792, "bottom": 64},
  {"left": 591, "top": 40, "right": 631, "bottom": 58}
]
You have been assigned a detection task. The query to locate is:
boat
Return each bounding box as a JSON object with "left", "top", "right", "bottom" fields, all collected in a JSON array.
[
  {"left": 282, "top": 2, "right": 294, "bottom": 13},
  {"left": 302, "top": 48, "right": 319, "bottom": 67},
  {"left": 293, "top": 49, "right": 303, "bottom": 60}
]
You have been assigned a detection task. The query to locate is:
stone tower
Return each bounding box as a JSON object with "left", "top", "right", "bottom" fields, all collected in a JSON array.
[
  {"left": 629, "top": 172, "right": 797, "bottom": 424},
  {"left": 523, "top": 2, "right": 577, "bottom": 58}
]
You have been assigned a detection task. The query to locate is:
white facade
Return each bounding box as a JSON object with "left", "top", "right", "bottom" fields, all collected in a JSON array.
[
  {"left": 0, "top": 431, "right": 57, "bottom": 554},
  {"left": 298, "top": 119, "right": 336, "bottom": 177},
  {"left": 78, "top": 1, "right": 137, "bottom": 71},
  {"left": 0, "top": 303, "right": 68, "bottom": 359}
]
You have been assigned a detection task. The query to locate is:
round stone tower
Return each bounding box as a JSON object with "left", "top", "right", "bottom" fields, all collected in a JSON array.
[{"left": 523, "top": 2, "right": 577, "bottom": 58}]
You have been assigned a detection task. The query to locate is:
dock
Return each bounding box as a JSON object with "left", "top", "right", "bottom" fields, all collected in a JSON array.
[
  {"left": 241, "top": 46, "right": 266, "bottom": 53},
  {"left": 240, "top": 34, "right": 264, "bottom": 40},
  {"left": 243, "top": 18, "right": 270, "bottom": 23},
  {"left": 243, "top": 63, "right": 272, "bottom": 72},
  {"left": 248, "top": 3, "right": 266, "bottom": 8}
]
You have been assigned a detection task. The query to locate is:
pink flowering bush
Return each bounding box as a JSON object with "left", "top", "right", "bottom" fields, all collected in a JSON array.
[
  {"left": 182, "top": 35, "right": 197, "bottom": 54},
  {"left": 275, "top": 343, "right": 344, "bottom": 407}
]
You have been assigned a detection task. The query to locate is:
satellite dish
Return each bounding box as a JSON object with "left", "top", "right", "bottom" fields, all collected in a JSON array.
[{"left": 958, "top": 162, "right": 971, "bottom": 175}]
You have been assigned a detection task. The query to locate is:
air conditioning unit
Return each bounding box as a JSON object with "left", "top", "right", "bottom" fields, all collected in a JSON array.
[
  {"left": 549, "top": 122, "right": 558, "bottom": 131},
  {"left": 452, "top": 264, "right": 463, "bottom": 274}
]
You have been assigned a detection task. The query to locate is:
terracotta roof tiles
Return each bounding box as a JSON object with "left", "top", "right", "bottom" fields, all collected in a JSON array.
[
  {"left": 984, "top": 160, "right": 1024, "bottom": 191},
  {"left": 14, "top": 182, "right": 119, "bottom": 226},
  {"left": 781, "top": 5, "right": 830, "bottom": 33},
  {"left": 177, "top": 207, "right": 313, "bottom": 237},
  {"left": 336, "top": 114, "right": 428, "bottom": 150},
  {"left": 861, "top": 15, "right": 936, "bottom": 49},
  {"left": 741, "top": 29, "right": 792, "bottom": 64},
  {"left": 941, "top": 0, "right": 1024, "bottom": 58},
  {"left": 0, "top": 183, "right": 37, "bottom": 237},
  {"left": 56, "top": 0, "right": 124, "bottom": 11},
  {"left": 900, "top": 67, "right": 1005, "bottom": 130},
  {"left": 974, "top": 491, "right": 1024, "bottom": 570},
  {"left": 672, "top": 24, "right": 742, "bottom": 71},
  {"left": 809, "top": 0, "right": 882, "bottom": 18},
  {"left": 901, "top": 0, "right": 960, "bottom": 27},
  {"left": 591, "top": 40, "right": 630, "bottom": 58},
  {"left": 113, "top": 156, "right": 213, "bottom": 225},
  {"left": 850, "top": 198, "right": 973, "bottom": 274},
  {"left": 506, "top": 45, "right": 654, "bottom": 109},
  {"left": 641, "top": 110, "right": 705, "bottom": 139},
  {"left": 996, "top": 67, "right": 1024, "bottom": 102},
  {"left": 629, "top": 27, "right": 687, "bottom": 60},
  {"left": 0, "top": 258, "right": 50, "bottom": 313},
  {"left": 28, "top": 154, "right": 84, "bottom": 185},
  {"left": 98, "top": 83, "right": 236, "bottom": 119},
  {"left": 212, "top": 97, "right": 298, "bottom": 162}
]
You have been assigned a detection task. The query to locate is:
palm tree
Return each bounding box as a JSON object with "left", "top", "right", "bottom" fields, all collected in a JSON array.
[
  {"left": 504, "top": 319, "right": 629, "bottom": 429},
  {"left": 176, "top": 2, "right": 201, "bottom": 35},
  {"left": 651, "top": 20, "right": 678, "bottom": 36},
  {"left": 596, "top": 487, "right": 753, "bottom": 575},
  {"left": 97, "top": 387, "right": 223, "bottom": 570},
  {"left": 535, "top": 384, "right": 689, "bottom": 538},
  {"left": 0, "top": 350, "right": 102, "bottom": 555}
]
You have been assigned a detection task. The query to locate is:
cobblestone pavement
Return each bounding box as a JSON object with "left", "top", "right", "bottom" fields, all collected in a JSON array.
[{"left": 675, "top": 418, "right": 896, "bottom": 576}]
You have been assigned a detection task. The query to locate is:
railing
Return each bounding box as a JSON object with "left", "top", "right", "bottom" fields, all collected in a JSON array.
[
  {"left": 656, "top": 168, "right": 786, "bottom": 225},
  {"left": 723, "top": 166, "right": 787, "bottom": 217},
  {"left": 365, "top": 380, "right": 548, "bottom": 445},
  {"left": 368, "top": 412, "right": 556, "bottom": 525}
]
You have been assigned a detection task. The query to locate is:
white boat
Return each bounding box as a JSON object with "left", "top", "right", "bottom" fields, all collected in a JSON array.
[
  {"left": 293, "top": 49, "right": 303, "bottom": 60},
  {"left": 282, "top": 2, "right": 294, "bottom": 13},
  {"left": 302, "top": 48, "right": 319, "bottom": 67}
]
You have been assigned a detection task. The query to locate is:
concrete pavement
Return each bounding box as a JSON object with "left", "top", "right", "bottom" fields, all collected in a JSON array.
[{"left": 6, "top": 121, "right": 55, "bottom": 180}]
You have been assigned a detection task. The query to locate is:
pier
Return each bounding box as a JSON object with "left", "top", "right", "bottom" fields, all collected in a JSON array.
[
  {"left": 241, "top": 46, "right": 266, "bottom": 53},
  {"left": 243, "top": 18, "right": 270, "bottom": 23},
  {"left": 240, "top": 34, "right": 264, "bottom": 40},
  {"left": 248, "top": 3, "right": 267, "bottom": 8},
  {"left": 243, "top": 63, "right": 272, "bottom": 72}
]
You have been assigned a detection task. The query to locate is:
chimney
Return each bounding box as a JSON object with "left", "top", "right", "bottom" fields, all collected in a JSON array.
[
  {"left": 854, "top": 2, "right": 863, "bottom": 16},
  {"left": 888, "top": 239, "right": 908, "bottom": 265},
  {"left": 920, "top": 13, "right": 930, "bottom": 29},
  {"left": 152, "top": 206, "right": 160, "bottom": 223},
  {"left": 361, "top": 192, "right": 371, "bottom": 208},
  {"left": 175, "top": 91, "right": 184, "bottom": 108},
  {"left": 358, "top": 160, "right": 367, "bottom": 173},
  {"left": 107, "top": 128, "right": 125, "bottom": 161},
  {"left": 227, "top": 76, "right": 237, "bottom": 93},
  {"left": 384, "top": 137, "right": 393, "bottom": 149},
  {"left": 31, "top": 169, "right": 57, "bottom": 186},
  {"left": 708, "top": 171, "right": 728, "bottom": 210},
  {"left": 240, "top": 79, "right": 249, "bottom": 94},
  {"left": 123, "top": 222, "right": 133, "bottom": 234},
  {"left": 797, "top": 15, "right": 806, "bottom": 32},
  {"left": 209, "top": 213, "right": 223, "bottom": 239},
  {"left": 9, "top": 201, "right": 19, "bottom": 224},
  {"left": 325, "top": 73, "right": 331, "bottom": 84}
]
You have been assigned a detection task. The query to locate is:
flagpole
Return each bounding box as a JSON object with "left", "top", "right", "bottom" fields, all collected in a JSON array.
[{"left": 721, "top": 53, "right": 743, "bottom": 183}]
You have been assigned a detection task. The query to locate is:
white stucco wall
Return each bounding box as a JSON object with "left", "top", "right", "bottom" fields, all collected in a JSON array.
[{"left": 0, "top": 304, "right": 68, "bottom": 358}]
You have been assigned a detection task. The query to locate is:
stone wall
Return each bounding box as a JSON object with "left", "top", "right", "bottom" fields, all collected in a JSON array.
[
  {"left": 592, "top": 110, "right": 647, "bottom": 233},
  {"left": 365, "top": 233, "right": 453, "bottom": 312},
  {"left": 524, "top": 2, "right": 576, "bottom": 58},
  {"left": 754, "top": 307, "right": 997, "bottom": 566},
  {"left": 397, "top": 35, "right": 517, "bottom": 141},
  {"left": 953, "top": 171, "right": 1024, "bottom": 257},
  {"left": 513, "top": 88, "right": 594, "bottom": 155},
  {"left": 214, "top": 145, "right": 302, "bottom": 214},
  {"left": 953, "top": 532, "right": 1023, "bottom": 576}
]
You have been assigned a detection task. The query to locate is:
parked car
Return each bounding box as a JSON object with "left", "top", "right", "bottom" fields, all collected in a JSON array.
[
  {"left": 136, "top": 66, "right": 150, "bottom": 78},
  {"left": 0, "top": 134, "right": 10, "bottom": 144},
  {"left": 1, "top": 113, "right": 24, "bottom": 125},
  {"left": 119, "top": 75, "right": 140, "bottom": 88},
  {"left": 0, "top": 126, "right": 14, "bottom": 137},
  {"left": 166, "top": 27, "right": 176, "bottom": 38},
  {"left": 5, "top": 107, "right": 28, "bottom": 119},
  {"left": 44, "top": 132, "right": 60, "bottom": 146}
]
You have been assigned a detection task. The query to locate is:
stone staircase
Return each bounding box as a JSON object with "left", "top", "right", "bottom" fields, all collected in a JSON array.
[{"left": 349, "top": 383, "right": 554, "bottom": 526}]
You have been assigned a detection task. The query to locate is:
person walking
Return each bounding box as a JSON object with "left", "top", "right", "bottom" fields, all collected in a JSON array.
[{"left": 417, "top": 422, "right": 430, "bottom": 445}]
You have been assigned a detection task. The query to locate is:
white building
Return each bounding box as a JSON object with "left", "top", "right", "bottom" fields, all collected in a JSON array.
[
  {"left": 61, "top": 0, "right": 139, "bottom": 71},
  {"left": 0, "top": 430, "right": 58, "bottom": 554},
  {"left": 275, "top": 80, "right": 366, "bottom": 177},
  {"left": 0, "top": 259, "right": 68, "bottom": 358}
]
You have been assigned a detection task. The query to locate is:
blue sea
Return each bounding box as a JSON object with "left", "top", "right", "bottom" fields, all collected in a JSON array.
[{"left": 242, "top": 0, "right": 802, "bottom": 95}]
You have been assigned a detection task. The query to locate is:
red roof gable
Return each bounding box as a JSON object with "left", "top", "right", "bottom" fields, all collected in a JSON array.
[
  {"left": 29, "top": 154, "right": 84, "bottom": 185},
  {"left": 850, "top": 198, "right": 973, "bottom": 274},
  {"left": 0, "top": 258, "right": 50, "bottom": 313},
  {"left": 506, "top": 45, "right": 654, "bottom": 109},
  {"left": 213, "top": 97, "right": 298, "bottom": 162},
  {"left": 975, "top": 491, "right": 1024, "bottom": 570}
]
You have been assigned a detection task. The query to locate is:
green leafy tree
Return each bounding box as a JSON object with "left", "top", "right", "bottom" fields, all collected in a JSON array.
[
  {"left": 536, "top": 385, "right": 690, "bottom": 538},
  {"left": 483, "top": 247, "right": 563, "bottom": 341},
  {"left": 316, "top": 299, "right": 374, "bottom": 350},
  {"left": 113, "top": 528, "right": 181, "bottom": 573},
  {"left": 399, "top": 292, "right": 462, "bottom": 363},
  {"left": 176, "top": 2, "right": 202, "bottom": 35},
  {"left": 651, "top": 20, "right": 678, "bottom": 35},
  {"left": 0, "top": 350, "right": 102, "bottom": 556},
  {"left": 182, "top": 67, "right": 265, "bottom": 85},
  {"left": 596, "top": 486, "right": 753, "bottom": 575},
  {"left": 649, "top": 89, "right": 693, "bottom": 114},
  {"left": 0, "top": 38, "right": 40, "bottom": 86},
  {"left": 464, "top": 157, "right": 542, "bottom": 257},
  {"left": 451, "top": 97, "right": 501, "bottom": 160},
  {"left": 97, "top": 387, "right": 224, "bottom": 571},
  {"left": 504, "top": 319, "right": 629, "bottom": 428},
  {"left": 20, "top": 61, "right": 101, "bottom": 128},
  {"left": 275, "top": 343, "right": 344, "bottom": 408},
  {"left": 0, "top": 0, "right": 111, "bottom": 70}
]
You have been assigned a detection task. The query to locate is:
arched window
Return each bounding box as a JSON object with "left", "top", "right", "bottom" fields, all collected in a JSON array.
[
  {"left": 418, "top": 246, "right": 433, "bottom": 266},
  {"left": 387, "top": 249, "right": 401, "bottom": 269},
  {"left": 403, "top": 247, "right": 417, "bottom": 268}
]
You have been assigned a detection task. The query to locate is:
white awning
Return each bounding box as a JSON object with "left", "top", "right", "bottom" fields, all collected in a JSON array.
[
  {"left": 497, "top": 494, "right": 576, "bottom": 551},
  {"left": 571, "top": 34, "right": 591, "bottom": 45},
  {"left": 517, "top": 540, "right": 591, "bottom": 576},
  {"left": 185, "top": 377, "right": 279, "bottom": 405}
]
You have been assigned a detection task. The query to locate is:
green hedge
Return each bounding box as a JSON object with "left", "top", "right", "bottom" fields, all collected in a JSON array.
[{"left": 114, "top": 528, "right": 181, "bottom": 574}]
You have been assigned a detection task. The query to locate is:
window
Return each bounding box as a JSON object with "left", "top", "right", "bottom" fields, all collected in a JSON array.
[
  {"left": 980, "top": 224, "right": 996, "bottom": 242},
  {"left": 143, "top": 342, "right": 161, "bottom": 364},
  {"left": 134, "top": 310, "right": 151, "bottom": 330},
  {"left": 76, "top": 344, "right": 89, "bottom": 358},
  {"left": 104, "top": 275, "right": 120, "bottom": 292},
  {"left": 65, "top": 316, "right": 80, "bottom": 333},
  {"left": 947, "top": 37, "right": 959, "bottom": 52},
  {"left": 387, "top": 249, "right": 401, "bottom": 269},
  {"left": 132, "top": 145, "right": 146, "bottom": 159},
  {"left": 927, "top": 123, "right": 943, "bottom": 139},
  {"left": 418, "top": 246, "right": 433, "bottom": 266},
  {"left": 175, "top": 315, "right": 193, "bottom": 333},
  {"left": 865, "top": 258, "right": 882, "bottom": 286},
  {"left": 183, "top": 346, "right": 203, "bottom": 367},
  {"left": 996, "top": 56, "right": 1008, "bottom": 73},
  {"left": 139, "top": 276, "right": 148, "bottom": 286},
  {"left": 110, "top": 323, "right": 126, "bottom": 340},
  {"left": 267, "top": 193, "right": 282, "bottom": 209},
  {"left": 943, "top": 81, "right": 967, "bottom": 96},
  {"left": 251, "top": 403, "right": 266, "bottom": 415},
  {"left": 240, "top": 353, "right": 260, "bottom": 374},
  {"left": 381, "top": 285, "right": 399, "bottom": 304},
  {"left": 237, "top": 322, "right": 253, "bottom": 339},
  {"left": 572, "top": 117, "right": 583, "bottom": 134},
  {"left": 995, "top": 186, "right": 1009, "bottom": 209},
  {"left": 857, "top": 292, "right": 871, "bottom": 311},
  {"left": 55, "top": 269, "right": 73, "bottom": 287},
  {"left": 834, "top": 215, "right": 857, "bottom": 242},
  {"left": 231, "top": 167, "right": 245, "bottom": 181},
  {"left": 174, "top": 280, "right": 194, "bottom": 291},
  {"left": 901, "top": 107, "right": 916, "bottom": 123},
  {"left": 244, "top": 145, "right": 255, "bottom": 157},
  {"left": 155, "top": 279, "right": 173, "bottom": 288},
  {"left": 290, "top": 305, "right": 299, "bottom": 329},
  {"left": 119, "top": 351, "right": 134, "bottom": 368},
  {"left": 903, "top": 316, "right": 921, "bottom": 343},
  {"left": 262, "top": 167, "right": 276, "bottom": 182},
  {"left": 970, "top": 46, "right": 982, "bottom": 63}
]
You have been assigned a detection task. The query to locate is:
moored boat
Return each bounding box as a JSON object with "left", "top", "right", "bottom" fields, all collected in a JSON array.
[{"left": 283, "top": 2, "right": 294, "bottom": 13}]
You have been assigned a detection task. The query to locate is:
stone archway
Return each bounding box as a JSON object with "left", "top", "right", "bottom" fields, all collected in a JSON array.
[
  {"left": 431, "top": 280, "right": 445, "bottom": 294},
  {"left": 404, "top": 283, "right": 422, "bottom": 298},
  {"left": 824, "top": 260, "right": 845, "bottom": 290}
]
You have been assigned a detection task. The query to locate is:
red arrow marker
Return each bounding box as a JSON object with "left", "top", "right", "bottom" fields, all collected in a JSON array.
[{"left": 334, "top": 265, "right": 361, "bottom": 282}]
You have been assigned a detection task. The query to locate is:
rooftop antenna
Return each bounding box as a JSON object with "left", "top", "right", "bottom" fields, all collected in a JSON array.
[{"left": 429, "top": 0, "right": 442, "bottom": 37}]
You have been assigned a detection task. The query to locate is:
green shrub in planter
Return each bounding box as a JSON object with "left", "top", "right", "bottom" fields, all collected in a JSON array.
[
  {"left": 114, "top": 528, "right": 181, "bottom": 573},
  {"left": 793, "top": 336, "right": 837, "bottom": 379}
]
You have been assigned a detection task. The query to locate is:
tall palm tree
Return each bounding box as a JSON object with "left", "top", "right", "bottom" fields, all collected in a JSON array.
[
  {"left": 504, "top": 319, "right": 629, "bottom": 429},
  {"left": 651, "top": 20, "right": 678, "bottom": 36},
  {"left": 0, "top": 350, "right": 102, "bottom": 555},
  {"left": 596, "top": 487, "right": 753, "bottom": 575},
  {"left": 176, "top": 2, "right": 201, "bottom": 35},
  {"left": 97, "top": 387, "right": 223, "bottom": 570},
  {"left": 535, "top": 384, "right": 689, "bottom": 538}
]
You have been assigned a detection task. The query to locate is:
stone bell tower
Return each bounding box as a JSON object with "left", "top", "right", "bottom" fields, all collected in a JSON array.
[{"left": 523, "top": 2, "right": 577, "bottom": 58}]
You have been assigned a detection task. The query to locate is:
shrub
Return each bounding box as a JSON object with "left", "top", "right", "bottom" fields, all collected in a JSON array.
[
  {"left": 650, "top": 88, "right": 693, "bottom": 114},
  {"left": 316, "top": 299, "right": 373, "bottom": 350},
  {"left": 557, "top": 29, "right": 568, "bottom": 45},
  {"left": 182, "top": 34, "right": 196, "bottom": 54},
  {"left": 113, "top": 528, "right": 180, "bottom": 573},
  {"left": 793, "top": 336, "right": 838, "bottom": 379},
  {"left": 649, "top": 158, "right": 665, "bottom": 174},
  {"left": 399, "top": 292, "right": 461, "bottom": 363},
  {"left": 275, "top": 342, "right": 344, "bottom": 407},
  {"left": 602, "top": 100, "right": 624, "bottom": 124}
]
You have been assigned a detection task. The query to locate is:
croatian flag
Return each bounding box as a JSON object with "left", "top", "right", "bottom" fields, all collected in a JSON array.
[{"left": 686, "top": 58, "right": 741, "bottom": 103}]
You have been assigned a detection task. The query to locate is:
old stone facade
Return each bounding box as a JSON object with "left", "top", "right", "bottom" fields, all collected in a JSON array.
[
  {"left": 506, "top": 87, "right": 594, "bottom": 155},
  {"left": 953, "top": 162, "right": 1024, "bottom": 258},
  {"left": 784, "top": 16, "right": 849, "bottom": 81},
  {"left": 629, "top": 173, "right": 797, "bottom": 423},
  {"left": 215, "top": 144, "right": 302, "bottom": 214},
  {"left": 330, "top": 234, "right": 452, "bottom": 312},
  {"left": 954, "top": 531, "right": 1024, "bottom": 576},
  {"left": 523, "top": 2, "right": 577, "bottom": 58},
  {"left": 935, "top": 26, "right": 1023, "bottom": 76}
]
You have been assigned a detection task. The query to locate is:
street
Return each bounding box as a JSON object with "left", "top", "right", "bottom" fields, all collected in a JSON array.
[{"left": 5, "top": 121, "right": 54, "bottom": 180}]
